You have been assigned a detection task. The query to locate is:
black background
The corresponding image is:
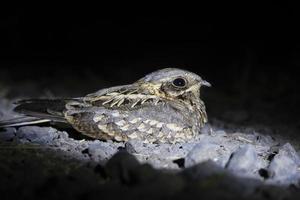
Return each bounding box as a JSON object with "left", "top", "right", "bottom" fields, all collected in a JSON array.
[{"left": 1, "top": 4, "right": 300, "bottom": 127}]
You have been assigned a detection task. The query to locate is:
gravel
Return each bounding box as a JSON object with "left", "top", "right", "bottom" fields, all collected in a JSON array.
[
  {"left": 1, "top": 99, "right": 300, "bottom": 199},
  {"left": 1, "top": 122, "right": 299, "bottom": 185}
]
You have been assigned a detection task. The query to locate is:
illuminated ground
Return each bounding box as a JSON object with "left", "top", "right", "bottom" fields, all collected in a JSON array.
[{"left": 1, "top": 97, "right": 300, "bottom": 199}]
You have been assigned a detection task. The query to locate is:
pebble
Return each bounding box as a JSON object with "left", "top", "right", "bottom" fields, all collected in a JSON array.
[
  {"left": 0, "top": 121, "right": 300, "bottom": 187},
  {"left": 226, "top": 144, "right": 258, "bottom": 174},
  {"left": 86, "top": 140, "right": 123, "bottom": 162},
  {"left": 125, "top": 139, "right": 146, "bottom": 154},
  {"left": 268, "top": 143, "right": 300, "bottom": 183},
  {"left": 185, "top": 141, "right": 231, "bottom": 168},
  {"left": 280, "top": 143, "right": 300, "bottom": 165},
  {"left": 16, "top": 126, "right": 59, "bottom": 144}
]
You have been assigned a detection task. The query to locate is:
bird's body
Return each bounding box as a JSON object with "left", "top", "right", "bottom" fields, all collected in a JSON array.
[{"left": 0, "top": 68, "right": 210, "bottom": 144}]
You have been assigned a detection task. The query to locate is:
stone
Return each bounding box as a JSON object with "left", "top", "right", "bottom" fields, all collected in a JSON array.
[
  {"left": 268, "top": 143, "right": 300, "bottom": 183},
  {"left": 280, "top": 143, "right": 300, "bottom": 165},
  {"left": 86, "top": 140, "right": 123, "bottom": 162},
  {"left": 147, "top": 156, "right": 180, "bottom": 169},
  {"left": 125, "top": 139, "right": 146, "bottom": 154},
  {"left": 185, "top": 141, "right": 231, "bottom": 168},
  {"left": 16, "top": 126, "right": 59, "bottom": 144},
  {"left": 226, "top": 144, "right": 258, "bottom": 174}
]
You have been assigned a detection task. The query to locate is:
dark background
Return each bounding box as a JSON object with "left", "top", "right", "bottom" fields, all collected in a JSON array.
[{"left": 1, "top": 4, "right": 300, "bottom": 128}]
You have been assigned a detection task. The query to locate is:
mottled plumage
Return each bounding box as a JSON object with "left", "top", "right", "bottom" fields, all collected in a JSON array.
[{"left": 0, "top": 68, "right": 210, "bottom": 144}]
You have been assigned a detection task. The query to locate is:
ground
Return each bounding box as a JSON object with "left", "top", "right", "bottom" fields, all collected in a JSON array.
[{"left": 1, "top": 69, "right": 300, "bottom": 200}]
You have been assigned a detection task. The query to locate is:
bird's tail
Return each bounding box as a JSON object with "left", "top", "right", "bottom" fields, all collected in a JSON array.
[
  {"left": 0, "top": 117, "right": 51, "bottom": 128},
  {"left": 0, "top": 99, "right": 71, "bottom": 128}
]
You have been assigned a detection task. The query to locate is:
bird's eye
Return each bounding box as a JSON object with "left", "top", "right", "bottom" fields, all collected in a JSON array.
[{"left": 172, "top": 77, "right": 187, "bottom": 88}]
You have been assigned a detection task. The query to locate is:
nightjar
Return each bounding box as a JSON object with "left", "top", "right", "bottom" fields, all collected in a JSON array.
[{"left": 0, "top": 68, "right": 211, "bottom": 144}]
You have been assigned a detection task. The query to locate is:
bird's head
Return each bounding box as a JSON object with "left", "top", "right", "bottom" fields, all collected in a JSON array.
[{"left": 137, "top": 68, "right": 211, "bottom": 102}]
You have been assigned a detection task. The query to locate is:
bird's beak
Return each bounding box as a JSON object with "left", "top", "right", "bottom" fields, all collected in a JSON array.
[
  {"left": 186, "top": 80, "right": 211, "bottom": 94},
  {"left": 201, "top": 80, "right": 211, "bottom": 87}
]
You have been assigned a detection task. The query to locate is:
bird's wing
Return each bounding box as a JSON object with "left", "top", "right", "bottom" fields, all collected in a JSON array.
[
  {"left": 83, "top": 84, "right": 162, "bottom": 109},
  {"left": 13, "top": 98, "right": 79, "bottom": 123}
]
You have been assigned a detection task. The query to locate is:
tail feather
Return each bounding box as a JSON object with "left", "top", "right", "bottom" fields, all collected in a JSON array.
[
  {"left": 0, "top": 98, "right": 72, "bottom": 128},
  {"left": 0, "top": 116, "right": 51, "bottom": 128}
]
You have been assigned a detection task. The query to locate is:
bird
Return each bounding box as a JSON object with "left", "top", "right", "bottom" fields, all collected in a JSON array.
[{"left": 0, "top": 68, "right": 211, "bottom": 144}]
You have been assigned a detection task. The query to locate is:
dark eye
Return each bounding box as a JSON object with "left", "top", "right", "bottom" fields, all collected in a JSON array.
[{"left": 172, "top": 77, "right": 187, "bottom": 88}]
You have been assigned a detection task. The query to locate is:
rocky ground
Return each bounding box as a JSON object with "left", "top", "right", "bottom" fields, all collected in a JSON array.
[{"left": 1, "top": 97, "right": 300, "bottom": 200}]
